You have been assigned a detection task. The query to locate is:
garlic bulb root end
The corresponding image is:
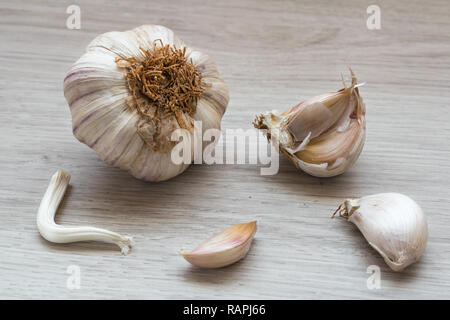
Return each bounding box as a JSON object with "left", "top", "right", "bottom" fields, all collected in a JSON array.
[{"left": 64, "top": 25, "right": 230, "bottom": 182}]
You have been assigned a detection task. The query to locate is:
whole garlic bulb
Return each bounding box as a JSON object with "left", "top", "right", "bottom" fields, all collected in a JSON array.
[
  {"left": 254, "top": 70, "right": 365, "bottom": 177},
  {"left": 64, "top": 25, "right": 229, "bottom": 181},
  {"left": 333, "top": 193, "right": 428, "bottom": 271}
]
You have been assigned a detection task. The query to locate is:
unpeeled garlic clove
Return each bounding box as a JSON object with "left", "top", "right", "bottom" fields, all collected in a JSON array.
[
  {"left": 254, "top": 69, "right": 366, "bottom": 177},
  {"left": 37, "top": 170, "right": 134, "bottom": 254},
  {"left": 333, "top": 193, "right": 428, "bottom": 271},
  {"left": 180, "top": 221, "right": 257, "bottom": 268}
]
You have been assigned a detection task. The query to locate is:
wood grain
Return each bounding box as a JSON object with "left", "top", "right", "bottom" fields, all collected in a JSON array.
[{"left": 1, "top": 0, "right": 449, "bottom": 299}]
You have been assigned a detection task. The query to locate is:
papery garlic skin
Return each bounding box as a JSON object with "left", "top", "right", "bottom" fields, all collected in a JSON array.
[
  {"left": 64, "top": 25, "right": 229, "bottom": 181},
  {"left": 180, "top": 221, "right": 257, "bottom": 268},
  {"left": 333, "top": 193, "right": 428, "bottom": 271},
  {"left": 254, "top": 70, "right": 365, "bottom": 177},
  {"left": 37, "top": 170, "right": 134, "bottom": 254}
]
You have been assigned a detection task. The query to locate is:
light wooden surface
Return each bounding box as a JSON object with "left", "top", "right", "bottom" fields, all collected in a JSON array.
[{"left": 1, "top": 0, "right": 450, "bottom": 299}]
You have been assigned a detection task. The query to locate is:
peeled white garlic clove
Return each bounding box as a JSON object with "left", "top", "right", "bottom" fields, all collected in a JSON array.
[
  {"left": 37, "top": 170, "right": 134, "bottom": 254},
  {"left": 180, "top": 221, "right": 257, "bottom": 268},
  {"left": 254, "top": 69, "right": 365, "bottom": 177},
  {"left": 64, "top": 25, "right": 229, "bottom": 181},
  {"left": 333, "top": 193, "right": 428, "bottom": 271}
]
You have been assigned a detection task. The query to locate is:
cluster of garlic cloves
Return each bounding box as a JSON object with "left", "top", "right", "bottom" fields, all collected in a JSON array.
[
  {"left": 254, "top": 69, "right": 366, "bottom": 177},
  {"left": 37, "top": 170, "right": 134, "bottom": 254},
  {"left": 57, "top": 23, "right": 431, "bottom": 275},
  {"left": 64, "top": 25, "right": 229, "bottom": 182},
  {"left": 333, "top": 193, "right": 428, "bottom": 271},
  {"left": 180, "top": 221, "right": 257, "bottom": 268}
]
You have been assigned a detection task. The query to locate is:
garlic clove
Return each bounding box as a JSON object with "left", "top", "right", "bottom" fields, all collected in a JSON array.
[
  {"left": 37, "top": 170, "right": 134, "bottom": 254},
  {"left": 180, "top": 221, "right": 257, "bottom": 268},
  {"left": 254, "top": 69, "right": 365, "bottom": 178},
  {"left": 199, "top": 76, "right": 229, "bottom": 118},
  {"left": 284, "top": 92, "right": 352, "bottom": 142},
  {"left": 333, "top": 193, "right": 428, "bottom": 271},
  {"left": 189, "top": 50, "right": 221, "bottom": 79},
  {"left": 295, "top": 118, "right": 366, "bottom": 177}
]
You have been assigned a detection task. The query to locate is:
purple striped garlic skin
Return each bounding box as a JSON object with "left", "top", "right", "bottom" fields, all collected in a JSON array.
[{"left": 64, "top": 25, "right": 229, "bottom": 181}]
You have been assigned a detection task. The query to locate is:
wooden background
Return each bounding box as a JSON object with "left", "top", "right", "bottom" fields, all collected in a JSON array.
[{"left": 1, "top": 0, "right": 449, "bottom": 299}]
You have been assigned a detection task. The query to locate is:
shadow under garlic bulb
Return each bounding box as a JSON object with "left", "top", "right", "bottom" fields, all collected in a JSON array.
[{"left": 64, "top": 25, "right": 229, "bottom": 181}]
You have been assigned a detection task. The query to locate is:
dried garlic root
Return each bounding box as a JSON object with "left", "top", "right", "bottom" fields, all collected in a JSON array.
[
  {"left": 180, "top": 221, "right": 257, "bottom": 268},
  {"left": 36, "top": 170, "right": 134, "bottom": 254}
]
